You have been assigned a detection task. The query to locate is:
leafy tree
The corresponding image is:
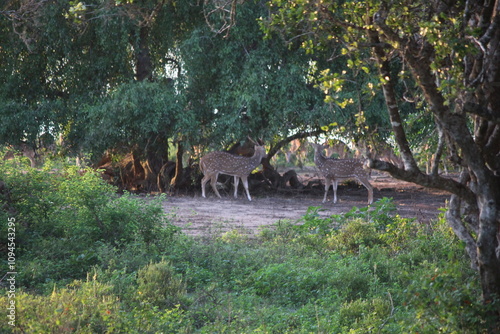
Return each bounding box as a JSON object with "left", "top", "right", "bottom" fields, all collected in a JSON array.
[
  {"left": 263, "top": 0, "right": 500, "bottom": 321},
  {"left": 81, "top": 81, "right": 186, "bottom": 187},
  {"left": 0, "top": 0, "right": 136, "bottom": 151},
  {"left": 179, "top": 1, "right": 336, "bottom": 153},
  {"left": 0, "top": 0, "right": 202, "bottom": 190}
]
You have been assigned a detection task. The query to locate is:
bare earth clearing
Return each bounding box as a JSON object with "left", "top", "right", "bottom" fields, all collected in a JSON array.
[{"left": 162, "top": 169, "right": 451, "bottom": 236}]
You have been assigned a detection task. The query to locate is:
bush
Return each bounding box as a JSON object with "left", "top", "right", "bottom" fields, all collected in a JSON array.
[
  {"left": 338, "top": 297, "right": 393, "bottom": 332},
  {"left": 137, "top": 259, "right": 188, "bottom": 308},
  {"left": 326, "top": 218, "right": 383, "bottom": 254},
  {"left": 0, "top": 276, "right": 190, "bottom": 333},
  {"left": 13, "top": 277, "right": 119, "bottom": 333},
  {"left": 400, "top": 263, "right": 488, "bottom": 332},
  {"left": 251, "top": 261, "right": 329, "bottom": 305},
  {"left": 333, "top": 197, "right": 398, "bottom": 229},
  {"left": 0, "top": 162, "right": 178, "bottom": 290},
  {"left": 292, "top": 198, "right": 406, "bottom": 255}
]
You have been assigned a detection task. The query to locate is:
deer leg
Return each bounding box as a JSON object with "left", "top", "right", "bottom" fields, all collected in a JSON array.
[
  {"left": 322, "top": 178, "right": 331, "bottom": 203},
  {"left": 240, "top": 175, "right": 252, "bottom": 201},
  {"left": 332, "top": 179, "right": 339, "bottom": 203},
  {"left": 201, "top": 175, "right": 210, "bottom": 198},
  {"left": 233, "top": 176, "right": 240, "bottom": 199},
  {"left": 210, "top": 173, "right": 222, "bottom": 198},
  {"left": 357, "top": 177, "right": 374, "bottom": 204}
]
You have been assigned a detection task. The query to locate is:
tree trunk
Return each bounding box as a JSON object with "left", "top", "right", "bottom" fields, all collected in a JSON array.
[
  {"left": 366, "top": 19, "right": 418, "bottom": 172},
  {"left": 477, "top": 183, "right": 500, "bottom": 302},
  {"left": 142, "top": 139, "right": 169, "bottom": 192},
  {"left": 170, "top": 141, "right": 184, "bottom": 189},
  {"left": 157, "top": 161, "right": 176, "bottom": 193},
  {"left": 131, "top": 149, "right": 146, "bottom": 191},
  {"left": 135, "top": 26, "right": 153, "bottom": 82}
]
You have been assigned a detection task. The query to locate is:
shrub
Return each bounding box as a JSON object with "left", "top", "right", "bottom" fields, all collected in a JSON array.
[
  {"left": 137, "top": 259, "right": 188, "bottom": 309},
  {"left": 291, "top": 198, "right": 403, "bottom": 254},
  {"left": 5, "top": 277, "right": 119, "bottom": 333},
  {"left": 0, "top": 162, "right": 178, "bottom": 290},
  {"left": 295, "top": 206, "right": 333, "bottom": 236},
  {"left": 250, "top": 258, "right": 336, "bottom": 306},
  {"left": 326, "top": 257, "right": 375, "bottom": 301},
  {"left": 258, "top": 220, "right": 299, "bottom": 244},
  {"left": 338, "top": 297, "right": 393, "bottom": 332},
  {"left": 331, "top": 197, "right": 398, "bottom": 229},
  {"left": 326, "top": 218, "right": 383, "bottom": 254},
  {"left": 0, "top": 276, "right": 190, "bottom": 334},
  {"left": 400, "top": 264, "right": 488, "bottom": 332},
  {"left": 378, "top": 218, "right": 419, "bottom": 253}
]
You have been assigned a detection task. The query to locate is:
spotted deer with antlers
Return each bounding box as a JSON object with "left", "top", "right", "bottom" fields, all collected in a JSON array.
[
  {"left": 311, "top": 143, "right": 373, "bottom": 204},
  {"left": 200, "top": 139, "right": 267, "bottom": 201}
]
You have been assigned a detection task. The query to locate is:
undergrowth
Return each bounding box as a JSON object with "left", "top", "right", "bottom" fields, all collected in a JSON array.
[{"left": 0, "top": 159, "right": 490, "bottom": 333}]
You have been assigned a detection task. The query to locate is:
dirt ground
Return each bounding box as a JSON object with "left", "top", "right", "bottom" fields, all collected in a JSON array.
[{"left": 162, "top": 169, "right": 452, "bottom": 236}]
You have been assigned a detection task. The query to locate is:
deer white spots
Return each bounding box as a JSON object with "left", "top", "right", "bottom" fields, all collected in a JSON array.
[
  {"left": 200, "top": 144, "right": 267, "bottom": 201},
  {"left": 311, "top": 143, "right": 373, "bottom": 205}
]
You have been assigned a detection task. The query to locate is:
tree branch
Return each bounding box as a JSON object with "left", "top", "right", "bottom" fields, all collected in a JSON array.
[
  {"left": 368, "top": 158, "right": 477, "bottom": 206},
  {"left": 479, "top": 9, "right": 500, "bottom": 45},
  {"left": 267, "top": 128, "right": 326, "bottom": 160},
  {"left": 463, "top": 102, "right": 500, "bottom": 124}
]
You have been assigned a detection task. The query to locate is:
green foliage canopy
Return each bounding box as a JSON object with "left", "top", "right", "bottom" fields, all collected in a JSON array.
[{"left": 81, "top": 81, "right": 186, "bottom": 157}]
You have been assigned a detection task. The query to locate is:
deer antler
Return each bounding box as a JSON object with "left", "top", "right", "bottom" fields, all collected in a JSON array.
[{"left": 247, "top": 136, "right": 257, "bottom": 145}]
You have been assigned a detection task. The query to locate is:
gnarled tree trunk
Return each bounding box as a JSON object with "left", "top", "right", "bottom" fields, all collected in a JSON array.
[{"left": 170, "top": 141, "right": 184, "bottom": 189}]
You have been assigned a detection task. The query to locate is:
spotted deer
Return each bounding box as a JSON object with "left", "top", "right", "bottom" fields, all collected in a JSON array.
[
  {"left": 311, "top": 143, "right": 373, "bottom": 204},
  {"left": 200, "top": 142, "right": 267, "bottom": 201}
]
